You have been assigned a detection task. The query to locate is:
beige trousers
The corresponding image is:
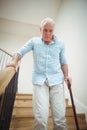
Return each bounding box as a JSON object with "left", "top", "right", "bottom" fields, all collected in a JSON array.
[{"left": 33, "top": 82, "right": 67, "bottom": 130}]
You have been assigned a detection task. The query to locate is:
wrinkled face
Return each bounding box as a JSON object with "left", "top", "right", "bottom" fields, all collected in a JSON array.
[{"left": 40, "top": 22, "right": 54, "bottom": 44}]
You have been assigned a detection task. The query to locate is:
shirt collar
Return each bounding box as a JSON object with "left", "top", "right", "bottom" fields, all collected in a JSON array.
[{"left": 41, "top": 35, "right": 57, "bottom": 45}]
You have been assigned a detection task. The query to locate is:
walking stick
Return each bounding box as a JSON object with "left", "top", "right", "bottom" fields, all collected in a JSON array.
[{"left": 67, "top": 80, "right": 80, "bottom": 130}]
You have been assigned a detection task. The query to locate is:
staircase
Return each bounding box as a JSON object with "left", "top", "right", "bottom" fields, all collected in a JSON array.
[{"left": 10, "top": 94, "right": 87, "bottom": 130}]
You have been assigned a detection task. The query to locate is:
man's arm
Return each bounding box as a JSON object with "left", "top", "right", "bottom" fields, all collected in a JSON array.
[
  {"left": 61, "top": 64, "right": 68, "bottom": 79},
  {"left": 6, "top": 53, "right": 21, "bottom": 71},
  {"left": 61, "top": 64, "right": 72, "bottom": 86}
]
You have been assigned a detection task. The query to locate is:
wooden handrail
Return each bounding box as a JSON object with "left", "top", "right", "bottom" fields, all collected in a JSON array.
[{"left": 0, "top": 67, "right": 16, "bottom": 95}]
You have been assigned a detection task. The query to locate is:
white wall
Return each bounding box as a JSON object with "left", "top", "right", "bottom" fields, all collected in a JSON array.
[
  {"left": 55, "top": 0, "right": 87, "bottom": 121},
  {"left": 0, "top": 0, "right": 61, "bottom": 25}
]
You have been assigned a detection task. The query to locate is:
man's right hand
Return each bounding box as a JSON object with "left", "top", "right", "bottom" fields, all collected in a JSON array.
[
  {"left": 6, "top": 61, "right": 19, "bottom": 72},
  {"left": 6, "top": 53, "right": 21, "bottom": 72}
]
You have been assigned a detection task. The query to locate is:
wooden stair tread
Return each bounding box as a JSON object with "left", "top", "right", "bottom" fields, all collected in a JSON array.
[
  {"left": 12, "top": 108, "right": 74, "bottom": 117},
  {"left": 11, "top": 117, "right": 86, "bottom": 126},
  {"left": 67, "top": 124, "right": 87, "bottom": 129},
  {"left": 15, "top": 93, "right": 32, "bottom": 100},
  {"left": 14, "top": 100, "right": 71, "bottom": 108},
  {"left": 15, "top": 94, "right": 69, "bottom": 107},
  {"left": 14, "top": 103, "right": 72, "bottom": 108},
  {"left": 10, "top": 124, "right": 87, "bottom": 130}
]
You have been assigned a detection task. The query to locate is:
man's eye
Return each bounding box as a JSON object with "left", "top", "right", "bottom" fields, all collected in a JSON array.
[
  {"left": 44, "top": 29, "right": 53, "bottom": 33},
  {"left": 44, "top": 29, "right": 48, "bottom": 32}
]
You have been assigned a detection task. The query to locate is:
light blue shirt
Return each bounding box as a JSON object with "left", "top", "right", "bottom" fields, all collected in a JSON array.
[{"left": 17, "top": 35, "right": 67, "bottom": 86}]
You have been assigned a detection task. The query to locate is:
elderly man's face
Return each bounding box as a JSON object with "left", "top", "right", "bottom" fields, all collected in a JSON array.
[{"left": 40, "top": 23, "right": 54, "bottom": 44}]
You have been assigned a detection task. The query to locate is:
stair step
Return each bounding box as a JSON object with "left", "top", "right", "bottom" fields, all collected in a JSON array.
[
  {"left": 15, "top": 93, "right": 32, "bottom": 100},
  {"left": 14, "top": 100, "right": 70, "bottom": 109},
  {"left": 11, "top": 116, "right": 86, "bottom": 125},
  {"left": 11, "top": 114, "right": 86, "bottom": 126},
  {"left": 15, "top": 94, "right": 69, "bottom": 107},
  {"left": 14, "top": 105, "right": 85, "bottom": 118},
  {"left": 12, "top": 107, "right": 74, "bottom": 118},
  {"left": 11, "top": 114, "right": 87, "bottom": 130},
  {"left": 66, "top": 115, "right": 86, "bottom": 124},
  {"left": 10, "top": 123, "right": 87, "bottom": 130},
  {"left": 68, "top": 124, "right": 87, "bottom": 130}
]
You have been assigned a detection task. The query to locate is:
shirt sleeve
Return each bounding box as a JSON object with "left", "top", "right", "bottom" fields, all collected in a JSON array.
[
  {"left": 59, "top": 42, "right": 67, "bottom": 65},
  {"left": 17, "top": 38, "right": 34, "bottom": 57}
]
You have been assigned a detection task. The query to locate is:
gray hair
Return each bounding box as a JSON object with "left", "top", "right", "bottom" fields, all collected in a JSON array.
[{"left": 40, "top": 17, "right": 55, "bottom": 28}]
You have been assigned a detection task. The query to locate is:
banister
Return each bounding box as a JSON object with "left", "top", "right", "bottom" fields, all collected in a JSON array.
[
  {"left": 0, "top": 48, "right": 13, "bottom": 70},
  {"left": 0, "top": 48, "right": 16, "bottom": 95},
  {"left": 0, "top": 48, "right": 19, "bottom": 130},
  {"left": 0, "top": 67, "right": 16, "bottom": 95}
]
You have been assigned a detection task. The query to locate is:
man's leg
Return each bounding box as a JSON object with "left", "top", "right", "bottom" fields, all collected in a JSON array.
[
  {"left": 49, "top": 84, "right": 67, "bottom": 130},
  {"left": 33, "top": 83, "right": 49, "bottom": 130}
]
